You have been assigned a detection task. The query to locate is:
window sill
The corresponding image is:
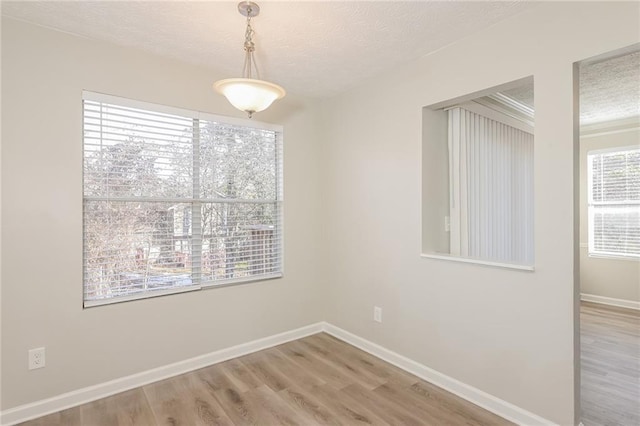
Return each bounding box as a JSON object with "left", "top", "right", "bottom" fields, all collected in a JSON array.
[
  {"left": 587, "top": 253, "right": 639, "bottom": 262},
  {"left": 201, "top": 272, "right": 283, "bottom": 289},
  {"left": 84, "top": 273, "right": 284, "bottom": 308},
  {"left": 84, "top": 284, "right": 200, "bottom": 308},
  {"left": 420, "top": 253, "right": 535, "bottom": 271}
]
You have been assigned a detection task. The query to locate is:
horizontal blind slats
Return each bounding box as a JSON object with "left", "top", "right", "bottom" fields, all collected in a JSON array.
[
  {"left": 588, "top": 148, "right": 640, "bottom": 258},
  {"left": 83, "top": 95, "right": 283, "bottom": 306}
]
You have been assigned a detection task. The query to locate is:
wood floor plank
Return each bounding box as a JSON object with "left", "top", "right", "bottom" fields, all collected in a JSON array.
[
  {"left": 308, "top": 383, "right": 391, "bottom": 426},
  {"left": 238, "top": 350, "right": 295, "bottom": 392},
  {"left": 372, "top": 382, "right": 449, "bottom": 425},
  {"left": 408, "top": 380, "right": 513, "bottom": 426},
  {"left": 112, "top": 389, "right": 157, "bottom": 426},
  {"left": 17, "top": 407, "right": 81, "bottom": 426},
  {"left": 276, "top": 340, "right": 354, "bottom": 389},
  {"left": 258, "top": 346, "right": 326, "bottom": 390},
  {"left": 277, "top": 385, "right": 343, "bottom": 425},
  {"left": 145, "top": 373, "right": 236, "bottom": 426},
  {"left": 312, "top": 333, "right": 422, "bottom": 388},
  {"left": 80, "top": 388, "right": 156, "bottom": 426},
  {"left": 297, "top": 336, "right": 387, "bottom": 390},
  {"left": 144, "top": 376, "right": 202, "bottom": 426},
  {"left": 193, "top": 361, "right": 249, "bottom": 394},
  {"left": 581, "top": 301, "right": 640, "bottom": 426},
  {"left": 244, "top": 385, "right": 311, "bottom": 426},
  {"left": 340, "top": 382, "right": 427, "bottom": 426},
  {"left": 216, "top": 358, "right": 263, "bottom": 392},
  {"left": 79, "top": 397, "right": 119, "bottom": 425},
  {"left": 210, "top": 385, "right": 263, "bottom": 425},
  {"left": 176, "top": 372, "right": 236, "bottom": 426}
]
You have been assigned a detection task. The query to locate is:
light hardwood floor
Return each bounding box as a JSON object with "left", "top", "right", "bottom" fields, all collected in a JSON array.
[
  {"left": 581, "top": 301, "right": 640, "bottom": 426},
  {"left": 19, "top": 333, "right": 513, "bottom": 426}
]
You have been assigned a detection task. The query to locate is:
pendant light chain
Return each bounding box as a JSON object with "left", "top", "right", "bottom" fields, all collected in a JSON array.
[{"left": 242, "top": 8, "right": 260, "bottom": 80}]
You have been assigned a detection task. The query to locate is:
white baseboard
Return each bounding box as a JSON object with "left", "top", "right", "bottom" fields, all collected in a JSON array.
[
  {"left": 0, "top": 323, "right": 323, "bottom": 426},
  {"left": 581, "top": 293, "right": 640, "bottom": 310},
  {"left": 323, "top": 323, "right": 556, "bottom": 426},
  {"left": 2, "top": 321, "right": 556, "bottom": 426}
]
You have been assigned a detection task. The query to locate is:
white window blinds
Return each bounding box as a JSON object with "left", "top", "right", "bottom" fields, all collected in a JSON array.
[
  {"left": 448, "top": 106, "right": 534, "bottom": 265},
  {"left": 588, "top": 147, "right": 640, "bottom": 258},
  {"left": 83, "top": 92, "right": 283, "bottom": 307}
]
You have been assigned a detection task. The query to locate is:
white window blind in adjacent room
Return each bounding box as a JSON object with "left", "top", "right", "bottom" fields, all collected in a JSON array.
[
  {"left": 448, "top": 106, "right": 534, "bottom": 265},
  {"left": 83, "top": 91, "right": 283, "bottom": 307},
  {"left": 588, "top": 147, "right": 640, "bottom": 259}
]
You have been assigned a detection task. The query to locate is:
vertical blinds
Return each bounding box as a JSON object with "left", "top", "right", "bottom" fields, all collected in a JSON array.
[
  {"left": 588, "top": 148, "right": 640, "bottom": 258},
  {"left": 448, "top": 106, "right": 534, "bottom": 265},
  {"left": 83, "top": 92, "right": 283, "bottom": 306}
]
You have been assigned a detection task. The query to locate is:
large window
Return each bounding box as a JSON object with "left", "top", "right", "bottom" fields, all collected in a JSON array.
[
  {"left": 83, "top": 92, "right": 283, "bottom": 307},
  {"left": 587, "top": 147, "right": 640, "bottom": 259}
]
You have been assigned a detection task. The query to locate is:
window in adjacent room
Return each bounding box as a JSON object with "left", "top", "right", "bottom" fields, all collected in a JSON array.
[
  {"left": 83, "top": 91, "right": 283, "bottom": 307},
  {"left": 587, "top": 147, "right": 640, "bottom": 259},
  {"left": 422, "top": 77, "right": 535, "bottom": 269}
]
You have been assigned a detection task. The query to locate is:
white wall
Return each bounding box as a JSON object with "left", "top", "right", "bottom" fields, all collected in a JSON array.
[
  {"left": 320, "top": 3, "right": 639, "bottom": 425},
  {"left": 1, "top": 17, "right": 324, "bottom": 410},
  {"left": 580, "top": 128, "right": 640, "bottom": 302}
]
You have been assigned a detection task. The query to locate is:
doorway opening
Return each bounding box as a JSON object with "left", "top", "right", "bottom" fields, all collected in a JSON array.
[{"left": 575, "top": 44, "right": 639, "bottom": 426}]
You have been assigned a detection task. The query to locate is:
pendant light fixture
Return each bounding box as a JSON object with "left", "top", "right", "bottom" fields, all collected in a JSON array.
[{"left": 213, "top": 2, "right": 286, "bottom": 118}]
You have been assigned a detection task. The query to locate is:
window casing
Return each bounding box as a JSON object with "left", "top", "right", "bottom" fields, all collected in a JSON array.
[
  {"left": 83, "top": 91, "right": 283, "bottom": 307},
  {"left": 587, "top": 147, "right": 640, "bottom": 259}
]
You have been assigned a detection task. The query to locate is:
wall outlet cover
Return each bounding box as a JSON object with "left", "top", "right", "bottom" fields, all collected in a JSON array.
[
  {"left": 28, "top": 347, "right": 46, "bottom": 370},
  {"left": 374, "top": 306, "right": 382, "bottom": 323}
]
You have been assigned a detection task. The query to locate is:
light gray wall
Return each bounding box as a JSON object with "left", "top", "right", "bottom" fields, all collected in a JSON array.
[
  {"left": 319, "top": 3, "right": 639, "bottom": 425},
  {"left": 422, "top": 108, "right": 449, "bottom": 254},
  {"left": 579, "top": 129, "right": 640, "bottom": 302},
  {"left": 1, "top": 17, "right": 325, "bottom": 410}
]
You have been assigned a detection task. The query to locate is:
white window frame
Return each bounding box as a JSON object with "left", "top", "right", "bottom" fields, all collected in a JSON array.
[
  {"left": 82, "top": 91, "right": 284, "bottom": 307},
  {"left": 587, "top": 145, "right": 640, "bottom": 260}
]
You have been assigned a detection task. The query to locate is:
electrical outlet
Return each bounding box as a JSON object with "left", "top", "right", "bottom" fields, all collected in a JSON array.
[
  {"left": 28, "top": 347, "right": 45, "bottom": 370},
  {"left": 374, "top": 306, "right": 382, "bottom": 323}
]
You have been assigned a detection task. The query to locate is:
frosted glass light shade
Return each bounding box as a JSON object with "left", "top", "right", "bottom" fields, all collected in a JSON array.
[{"left": 214, "top": 78, "right": 286, "bottom": 115}]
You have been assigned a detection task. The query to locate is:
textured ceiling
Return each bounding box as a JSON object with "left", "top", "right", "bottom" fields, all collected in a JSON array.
[
  {"left": 4, "top": 1, "right": 635, "bottom": 122},
  {"left": 580, "top": 51, "right": 640, "bottom": 125},
  {"left": 1, "top": 0, "right": 532, "bottom": 98},
  {"left": 473, "top": 50, "right": 640, "bottom": 125}
]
